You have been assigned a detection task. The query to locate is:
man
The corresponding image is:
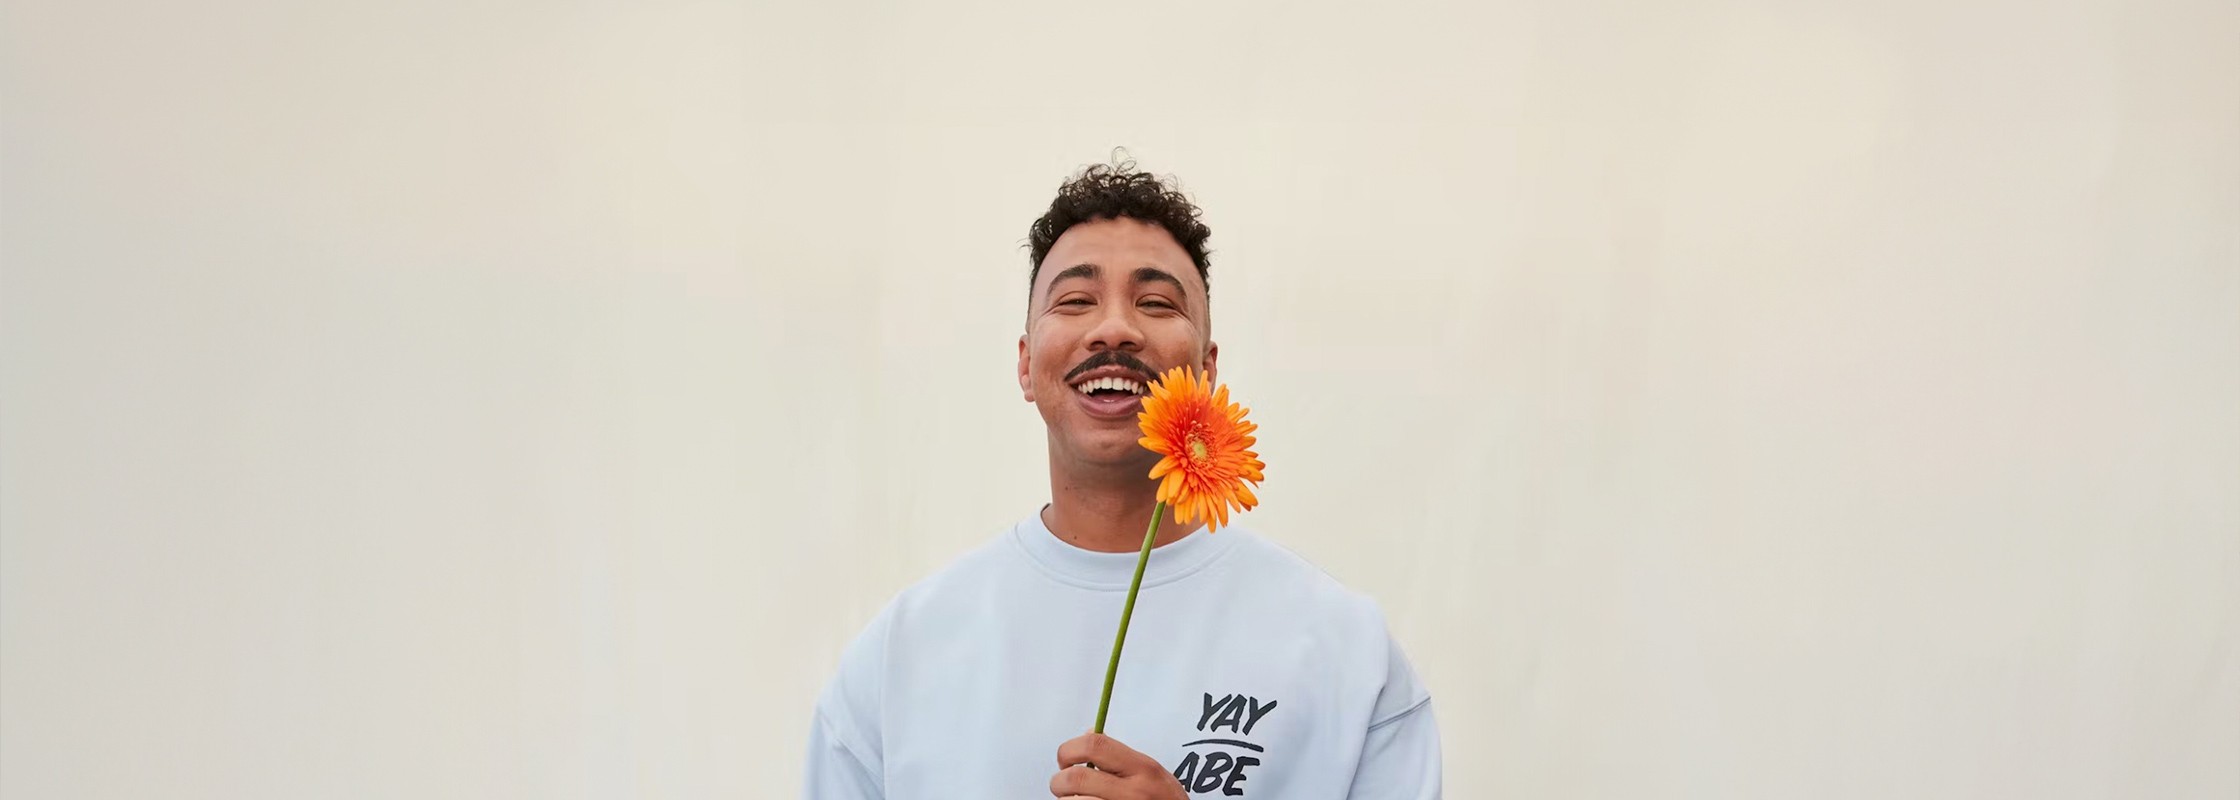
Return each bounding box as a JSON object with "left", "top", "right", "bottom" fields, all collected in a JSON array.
[{"left": 803, "top": 162, "right": 1441, "bottom": 799}]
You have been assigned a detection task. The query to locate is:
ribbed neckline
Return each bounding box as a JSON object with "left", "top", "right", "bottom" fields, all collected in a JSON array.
[{"left": 1007, "top": 505, "right": 1247, "bottom": 591}]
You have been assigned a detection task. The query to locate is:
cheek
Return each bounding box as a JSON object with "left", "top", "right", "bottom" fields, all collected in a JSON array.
[
  {"left": 1029, "top": 343, "right": 1074, "bottom": 384},
  {"left": 1154, "top": 329, "right": 1210, "bottom": 363}
]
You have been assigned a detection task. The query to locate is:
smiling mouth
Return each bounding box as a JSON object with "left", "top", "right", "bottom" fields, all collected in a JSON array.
[
  {"left": 1070, "top": 373, "right": 1151, "bottom": 418},
  {"left": 1073, "top": 375, "right": 1149, "bottom": 399}
]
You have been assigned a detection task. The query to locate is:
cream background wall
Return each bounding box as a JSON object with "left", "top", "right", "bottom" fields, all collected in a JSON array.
[{"left": 3, "top": 0, "right": 2235, "bottom": 796}]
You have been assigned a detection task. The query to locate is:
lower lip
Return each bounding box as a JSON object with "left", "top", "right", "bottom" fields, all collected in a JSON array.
[{"left": 1074, "top": 389, "right": 1144, "bottom": 419}]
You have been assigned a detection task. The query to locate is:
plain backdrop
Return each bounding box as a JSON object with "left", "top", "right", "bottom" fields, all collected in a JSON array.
[{"left": 4, "top": 0, "right": 2236, "bottom": 797}]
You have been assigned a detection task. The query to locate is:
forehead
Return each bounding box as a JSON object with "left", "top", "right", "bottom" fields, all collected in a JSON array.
[{"left": 1035, "top": 217, "right": 1204, "bottom": 298}]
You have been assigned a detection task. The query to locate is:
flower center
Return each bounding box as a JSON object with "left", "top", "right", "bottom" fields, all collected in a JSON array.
[{"left": 1189, "top": 437, "right": 1208, "bottom": 460}]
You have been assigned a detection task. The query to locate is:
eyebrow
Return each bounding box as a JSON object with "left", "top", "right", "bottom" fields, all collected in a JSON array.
[
  {"left": 1045, "top": 263, "right": 1100, "bottom": 300},
  {"left": 1131, "top": 266, "right": 1186, "bottom": 294}
]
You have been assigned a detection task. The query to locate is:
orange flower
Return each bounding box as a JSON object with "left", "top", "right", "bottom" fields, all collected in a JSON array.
[{"left": 1137, "top": 366, "right": 1266, "bottom": 531}]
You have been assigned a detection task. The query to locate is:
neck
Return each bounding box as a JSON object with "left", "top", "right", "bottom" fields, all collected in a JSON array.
[{"left": 1043, "top": 461, "right": 1202, "bottom": 553}]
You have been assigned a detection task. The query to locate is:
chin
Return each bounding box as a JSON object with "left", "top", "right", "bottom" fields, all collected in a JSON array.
[
  {"left": 1059, "top": 432, "right": 1159, "bottom": 471},
  {"left": 1099, "top": 445, "right": 1159, "bottom": 468}
]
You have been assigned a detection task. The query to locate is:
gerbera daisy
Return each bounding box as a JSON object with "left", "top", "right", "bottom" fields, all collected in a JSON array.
[{"left": 1138, "top": 365, "right": 1265, "bottom": 531}]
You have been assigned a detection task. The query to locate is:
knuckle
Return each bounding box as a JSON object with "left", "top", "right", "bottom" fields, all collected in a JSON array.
[
  {"left": 1049, "top": 765, "right": 1089, "bottom": 795},
  {"left": 1066, "top": 739, "right": 1095, "bottom": 765}
]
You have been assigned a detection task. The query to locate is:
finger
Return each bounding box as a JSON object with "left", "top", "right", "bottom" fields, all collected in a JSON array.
[
  {"left": 1049, "top": 764, "right": 1126, "bottom": 798},
  {"left": 1055, "top": 733, "right": 1154, "bottom": 777}
]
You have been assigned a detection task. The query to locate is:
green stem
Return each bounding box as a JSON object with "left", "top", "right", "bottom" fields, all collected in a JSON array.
[{"left": 1092, "top": 500, "right": 1167, "bottom": 734}]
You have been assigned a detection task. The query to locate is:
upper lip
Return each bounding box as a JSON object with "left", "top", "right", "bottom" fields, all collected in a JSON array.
[{"left": 1068, "top": 365, "right": 1156, "bottom": 392}]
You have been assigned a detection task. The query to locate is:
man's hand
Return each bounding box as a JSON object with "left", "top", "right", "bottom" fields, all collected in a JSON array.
[{"left": 1050, "top": 732, "right": 1187, "bottom": 800}]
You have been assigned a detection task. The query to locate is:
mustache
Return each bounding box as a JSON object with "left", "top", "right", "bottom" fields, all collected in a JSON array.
[{"left": 1063, "top": 351, "right": 1158, "bottom": 384}]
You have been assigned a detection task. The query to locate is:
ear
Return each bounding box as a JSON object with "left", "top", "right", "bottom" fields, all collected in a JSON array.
[
  {"left": 1018, "top": 334, "right": 1035, "bottom": 402},
  {"left": 1202, "top": 341, "right": 1220, "bottom": 386}
]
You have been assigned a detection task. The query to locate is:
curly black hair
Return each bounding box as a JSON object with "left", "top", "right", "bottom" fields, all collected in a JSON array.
[{"left": 1026, "top": 160, "right": 1213, "bottom": 298}]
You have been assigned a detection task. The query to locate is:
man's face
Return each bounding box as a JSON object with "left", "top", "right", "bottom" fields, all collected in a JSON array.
[{"left": 1019, "top": 217, "right": 1217, "bottom": 473}]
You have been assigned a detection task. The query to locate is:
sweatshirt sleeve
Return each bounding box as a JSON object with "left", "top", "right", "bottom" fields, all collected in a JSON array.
[
  {"left": 802, "top": 703, "right": 884, "bottom": 800},
  {"left": 1346, "top": 632, "right": 1443, "bottom": 799},
  {"left": 801, "top": 606, "right": 893, "bottom": 800}
]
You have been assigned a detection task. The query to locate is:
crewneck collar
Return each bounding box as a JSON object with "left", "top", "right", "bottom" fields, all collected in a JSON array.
[{"left": 1008, "top": 505, "right": 1245, "bottom": 591}]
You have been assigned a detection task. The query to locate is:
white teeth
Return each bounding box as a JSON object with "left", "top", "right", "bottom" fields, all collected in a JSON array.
[{"left": 1076, "top": 376, "right": 1146, "bottom": 396}]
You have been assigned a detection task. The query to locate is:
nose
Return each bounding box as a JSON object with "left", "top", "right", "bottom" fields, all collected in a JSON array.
[{"left": 1084, "top": 303, "right": 1146, "bottom": 352}]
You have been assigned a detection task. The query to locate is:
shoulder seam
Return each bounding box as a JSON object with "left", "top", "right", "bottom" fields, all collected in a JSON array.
[
  {"left": 814, "top": 701, "right": 883, "bottom": 783},
  {"left": 1367, "top": 694, "right": 1432, "bottom": 732}
]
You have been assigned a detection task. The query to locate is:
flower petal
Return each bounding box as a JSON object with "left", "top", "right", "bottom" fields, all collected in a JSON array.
[{"left": 1158, "top": 471, "right": 1185, "bottom": 503}]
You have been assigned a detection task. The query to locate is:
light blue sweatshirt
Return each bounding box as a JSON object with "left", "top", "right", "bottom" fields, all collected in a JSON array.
[{"left": 803, "top": 511, "right": 1441, "bottom": 798}]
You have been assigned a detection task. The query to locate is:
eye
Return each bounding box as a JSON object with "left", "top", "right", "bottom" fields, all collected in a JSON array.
[
  {"left": 1057, "top": 298, "right": 1093, "bottom": 307},
  {"left": 1139, "top": 299, "right": 1177, "bottom": 311}
]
